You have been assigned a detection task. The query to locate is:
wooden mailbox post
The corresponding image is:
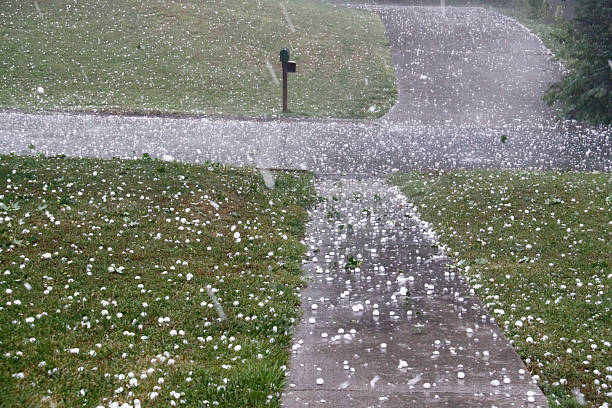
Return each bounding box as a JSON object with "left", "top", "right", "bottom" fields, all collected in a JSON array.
[{"left": 280, "top": 48, "right": 296, "bottom": 113}]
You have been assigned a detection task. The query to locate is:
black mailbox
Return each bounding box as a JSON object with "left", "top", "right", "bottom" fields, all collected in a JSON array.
[{"left": 285, "top": 61, "right": 297, "bottom": 73}]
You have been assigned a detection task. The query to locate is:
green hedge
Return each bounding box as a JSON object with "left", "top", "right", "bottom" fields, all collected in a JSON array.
[
  {"left": 490, "top": 0, "right": 610, "bottom": 125},
  {"left": 543, "top": 0, "right": 612, "bottom": 125}
]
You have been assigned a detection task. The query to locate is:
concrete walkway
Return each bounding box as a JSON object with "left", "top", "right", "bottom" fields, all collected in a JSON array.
[
  {"left": 281, "top": 4, "right": 579, "bottom": 407},
  {"left": 282, "top": 179, "right": 547, "bottom": 407}
]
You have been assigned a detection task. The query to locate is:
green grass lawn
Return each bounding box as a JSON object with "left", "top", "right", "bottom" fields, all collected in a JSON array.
[
  {"left": 392, "top": 170, "right": 611, "bottom": 407},
  {"left": 0, "top": 154, "right": 315, "bottom": 407},
  {"left": 0, "top": 0, "right": 396, "bottom": 119}
]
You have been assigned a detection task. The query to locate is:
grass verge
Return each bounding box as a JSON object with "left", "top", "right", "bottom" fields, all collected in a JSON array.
[
  {"left": 392, "top": 170, "right": 611, "bottom": 407},
  {"left": 0, "top": 154, "right": 315, "bottom": 407},
  {"left": 0, "top": 0, "right": 396, "bottom": 119}
]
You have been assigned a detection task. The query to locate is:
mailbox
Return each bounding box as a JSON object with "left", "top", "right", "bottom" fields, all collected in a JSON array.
[{"left": 279, "top": 48, "right": 296, "bottom": 112}]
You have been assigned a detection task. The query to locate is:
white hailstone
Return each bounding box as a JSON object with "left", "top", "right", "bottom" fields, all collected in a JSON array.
[
  {"left": 398, "top": 360, "right": 408, "bottom": 369},
  {"left": 321, "top": 332, "right": 328, "bottom": 338},
  {"left": 399, "top": 287, "right": 408, "bottom": 296},
  {"left": 526, "top": 337, "right": 534, "bottom": 343},
  {"left": 41, "top": 253, "right": 52, "bottom": 259},
  {"left": 25, "top": 317, "right": 34, "bottom": 323},
  {"left": 308, "top": 317, "right": 316, "bottom": 324},
  {"left": 373, "top": 309, "right": 380, "bottom": 316},
  {"left": 519, "top": 369, "right": 526, "bottom": 375},
  {"left": 457, "top": 372, "right": 465, "bottom": 379},
  {"left": 423, "top": 382, "right": 431, "bottom": 389},
  {"left": 5, "top": 288, "right": 12, "bottom": 294},
  {"left": 380, "top": 343, "right": 387, "bottom": 349},
  {"left": 37, "top": 86, "right": 44, "bottom": 94},
  {"left": 515, "top": 320, "right": 523, "bottom": 327},
  {"left": 316, "top": 378, "right": 324, "bottom": 385},
  {"left": 233, "top": 232, "right": 240, "bottom": 239},
  {"left": 69, "top": 348, "right": 79, "bottom": 354},
  {"left": 149, "top": 392, "right": 159, "bottom": 400},
  {"left": 490, "top": 379, "right": 500, "bottom": 386},
  {"left": 24, "top": 282, "right": 32, "bottom": 291},
  {"left": 129, "top": 378, "right": 138, "bottom": 387},
  {"left": 234, "top": 345, "right": 242, "bottom": 352},
  {"left": 503, "top": 377, "right": 511, "bottom": 384},
  {"left": 311, "top": 304, "right": 318, "bottom": 310}
]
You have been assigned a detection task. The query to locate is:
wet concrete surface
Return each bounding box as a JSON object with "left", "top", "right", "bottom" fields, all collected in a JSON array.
[
  {"left": 374, "top": 6, "right": 564, "bottom": 127},
  {"left": 0, "top": 110, "right": 609, "bottom": 173},
  {"left": 282, "top": 179, "right": 548, "bottom": 407}
]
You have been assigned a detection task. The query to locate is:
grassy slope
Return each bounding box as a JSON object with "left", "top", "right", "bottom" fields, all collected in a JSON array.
[
  {"left": 393, "top": 170, "right": 611, "bottom": 407},
  {"left": 0, "top": 0, "right": 396, "bottom": 119},
  {"left": 0, "top": 155, "right": 315, "bottom": 407}
]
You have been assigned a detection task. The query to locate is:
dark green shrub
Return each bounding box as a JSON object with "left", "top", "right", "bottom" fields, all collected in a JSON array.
[{"left": 544, "top": 0, "right": 612, "bottom": 125}]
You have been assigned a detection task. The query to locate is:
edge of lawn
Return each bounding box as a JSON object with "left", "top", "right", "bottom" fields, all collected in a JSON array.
[
  {"left": 0, "top": 154, "right": 316, "bottom": 407},
  {"left": 391, "top": 169, "right": 611, "bottom": 407}
]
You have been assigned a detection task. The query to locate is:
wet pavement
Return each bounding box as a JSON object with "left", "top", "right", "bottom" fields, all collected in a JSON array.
[
  {"left": 375, "top": 6, "right": 565, "bottom": 127},
  {"left": 281, "top": 179, "right": 548, "bottom": 407},
  {"left": 0, "top": 111, "right": 609, "bottom": 174},
  {"left": 1, "top": 3, "right": 610, "bottom": 407}
]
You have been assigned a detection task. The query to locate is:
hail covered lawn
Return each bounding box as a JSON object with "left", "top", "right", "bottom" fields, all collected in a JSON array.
[
  {"left": 393, "top": 170, "right": 611, "bottom": 407},
  {"left": 0, "top": 155, "right": 314, "bottom": 407},
  {"left": 0, "top": 0, "right": 396, "bottom": 119}
]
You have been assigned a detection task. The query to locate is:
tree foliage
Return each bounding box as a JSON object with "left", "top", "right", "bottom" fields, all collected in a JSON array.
[{"left": 544, "top": 0, "right": 612, "bottom": 125}]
